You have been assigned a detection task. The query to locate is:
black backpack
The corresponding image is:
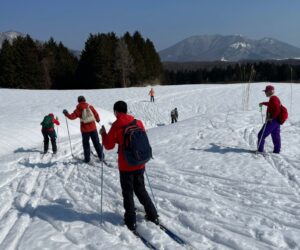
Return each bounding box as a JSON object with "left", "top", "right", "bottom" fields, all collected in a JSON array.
[{"left": 123, "top": 120, "right": 152, "bottom": 166}]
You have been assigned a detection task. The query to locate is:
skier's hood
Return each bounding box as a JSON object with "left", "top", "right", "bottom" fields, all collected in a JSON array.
[{"left": 76, "top": 102, "right": 89, "bottom": 111}]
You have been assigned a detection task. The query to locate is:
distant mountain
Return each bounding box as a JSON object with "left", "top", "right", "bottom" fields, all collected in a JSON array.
[
  {"left": 0, "top": 31, "right": 25, "bottom": 48},
  {"left": 0, "top": 30, "right": 81, "bottom": 58},
  {"left": 159, "top": 35, "right": 300, "bottom": 62}
]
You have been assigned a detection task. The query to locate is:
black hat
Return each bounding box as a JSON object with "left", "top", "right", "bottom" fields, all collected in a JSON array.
[{"left": 78, "top": 96, "right": 86, "bottom": 103}]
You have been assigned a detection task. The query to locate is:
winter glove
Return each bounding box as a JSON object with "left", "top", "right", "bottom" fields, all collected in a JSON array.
[
  {"left": 259, "top": 103, "right": 263, "bottom": 107},
  {"left": 63, "top": 109, "right": 68, "bottom": 115},
  {"left": 100, "top": 125, "right": 106, "bottom": 135}
]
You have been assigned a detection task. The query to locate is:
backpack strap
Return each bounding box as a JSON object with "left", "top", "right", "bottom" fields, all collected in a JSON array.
[
  {"left": 131, "top": 119, "right": 137, "bottom": 125},
  {"left": 123, "top": 119, "right": 138, "bottom": 137},
  {"left": 122, "top": 119, "right": 138, "bottom": 149}
]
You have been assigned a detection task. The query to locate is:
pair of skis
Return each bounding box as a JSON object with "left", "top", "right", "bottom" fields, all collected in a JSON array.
[
  {"left": 40, "top": 151, "right": 57, "bottom": 159},
  {"left": 131, "top": 221, "right": 196, "bottom": 250},
  {"left": 71, "top": 153, "right": 114, "bottom": 168},
  {"left": 132, "top": 230, "right": 156, "bottom": 249},
  {"left": 91, "top": 151, "right": 115, "bottom": 168}
]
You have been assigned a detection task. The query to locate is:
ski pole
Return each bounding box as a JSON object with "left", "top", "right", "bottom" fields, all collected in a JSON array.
[
  {"left": 257, "top": 121, "right": 268, "bottom": 153},
  {"left": 100, "top": 149, "right": 104, "bottom": 224},
  {"left": 260, "top": 106, "right": 264, "bottom": 124},
  {"left": 65, "top": 117, "right": 74, "bottom": 157},
  {"left": 145, "top": 169, "right": 158, "bottom": 211},
  {"left": 56, "top": 126, "right": 59, "bottom": 150},
  {"left": 290, "top": 82, "right": 293, "bottom": 120},
  {"left": 98, "top": 121, "right": 104, "bottom": 224}
]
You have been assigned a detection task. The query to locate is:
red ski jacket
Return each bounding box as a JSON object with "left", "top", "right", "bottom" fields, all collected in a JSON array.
[
  {"left": 101, "top": 113, "right": 146, "bottom": 172},
  {"left": 149, "top": 89, "right": 155, "bottom": 97},
  {"left": 261, "top": 95, "right": 281, "bottom": 119},
  {"left": 41, "top": 113, "right": 60, "bottom": 132},
  {"left": 66, "top": 102, "right": 100, "bottom": 133}
]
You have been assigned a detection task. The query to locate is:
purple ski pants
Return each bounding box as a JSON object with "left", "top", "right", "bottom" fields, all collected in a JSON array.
[{"left": 257, "top": 119, "right": 281, "bottom": 153}]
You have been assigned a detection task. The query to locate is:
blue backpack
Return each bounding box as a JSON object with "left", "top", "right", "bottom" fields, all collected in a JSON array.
[{"left": 123, "top": 120, "right": 152, "bottom": 166}]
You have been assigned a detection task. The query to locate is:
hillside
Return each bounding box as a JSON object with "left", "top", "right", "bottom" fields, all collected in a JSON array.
[
  {"left": 0, "top": 83, "right": 300, "bottom": 249},
  {"left": 159, "top": 35, "right": 300, "bottom": 62}
]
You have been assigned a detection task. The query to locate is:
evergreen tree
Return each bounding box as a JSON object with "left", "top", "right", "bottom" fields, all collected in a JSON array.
[
  {"left": 122, "top": 31, "right": 163, "bottom": 86},
  {"left": 77, "top": 33, "right": 118, "bottom": 88},
  {"left": 144, "top": 39, "right": 164, "bottom": 82},
  {"left": 0, "top": 40, "right": 15, "bottom": 87},
  {"left": 132, "top": 31, "right": 147, "bottom": 83},
  {"left": 123, "top": 32, "right": 145, "bottom": 85},
  {"left": 115, "top": 38, "right": 135, "bottom": 87},
  {"left": 0, "top": 31, "right": 163, "bottom": 89},
  {"left": 11, "top": 35, "right": 44, "bottom": 88},
  {"left": 50, "top": 42, "right": 78, "bottom": 89}
]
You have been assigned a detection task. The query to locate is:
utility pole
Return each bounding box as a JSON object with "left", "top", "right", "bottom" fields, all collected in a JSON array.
[
  {"left": 244, "top": 65, "right": 256, "bottom": 111},
  {"left": 290, "top": 67, "right": 293, "bottom": 119}
]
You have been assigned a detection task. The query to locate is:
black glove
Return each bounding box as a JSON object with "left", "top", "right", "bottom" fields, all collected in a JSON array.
[
  {"left": 100, "top": 125, "right": 106, "bottom": 135},
  {"left": 266, "top": 113, "right": 272, "bottom": 122},
  {"left": 63, "top": 109, "right": 68, "bottom": 115}
]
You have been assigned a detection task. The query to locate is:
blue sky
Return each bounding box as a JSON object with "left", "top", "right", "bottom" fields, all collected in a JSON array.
[{"left": 1, "top": 0, "right": 300, "bottom": 51}]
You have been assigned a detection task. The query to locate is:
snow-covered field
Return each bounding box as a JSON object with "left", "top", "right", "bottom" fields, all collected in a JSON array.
[{"left": 1, "top": 82, "right": 300, "bottom": 250}]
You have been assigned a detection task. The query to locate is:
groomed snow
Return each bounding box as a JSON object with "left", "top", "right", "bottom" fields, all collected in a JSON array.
[{"left": 0, "top": 83, "right": 300, "bottom": 249}]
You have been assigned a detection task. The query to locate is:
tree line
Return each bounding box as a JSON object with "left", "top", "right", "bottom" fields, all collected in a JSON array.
[
  {"left": 2, "top": 32, "right": 300, "bottom": 89},
  {"left": 164, "top": 62, "right": 300, "bottom": 85},
  {"left": 0, "top": 31, "right": 163, "bottom": 89}
]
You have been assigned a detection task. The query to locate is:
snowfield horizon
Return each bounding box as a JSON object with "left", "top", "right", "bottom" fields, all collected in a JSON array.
[{"left": 0, "top": 82, "right": 300, "bottom": 249}]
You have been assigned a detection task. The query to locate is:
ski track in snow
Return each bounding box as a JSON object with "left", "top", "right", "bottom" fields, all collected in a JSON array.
[{"left": 0, "top": 83, "right": 300, "bottom": 249}]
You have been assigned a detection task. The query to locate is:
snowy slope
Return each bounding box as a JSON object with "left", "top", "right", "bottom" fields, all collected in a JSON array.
[{"left": 0, "top": 83, "right": 300, "bottom": 249}]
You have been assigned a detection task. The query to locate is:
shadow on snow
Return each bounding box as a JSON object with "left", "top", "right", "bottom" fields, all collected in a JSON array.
[
  {"left": 18, "top": 158, "right": 57, "bottom": 168},
  {"left": 14, "top": 147, "right": 41, "bottom": 154},
  {"left": 16, "top": 202, "right": 123, "bottom": 226},
  {"left": 191, "top": 143, "right": 254, "bottom": 154}
]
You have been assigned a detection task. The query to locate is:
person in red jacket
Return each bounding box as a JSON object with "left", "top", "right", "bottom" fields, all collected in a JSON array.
[
  {"left": 41, "top": 113, "right": 60, "bottom": 154},
  {"left": 100, "top": 101, "right": 158, "bottom": 231},
  {"left": 258, "top": 85, "right": 281, "bottom": 153},
  {"left": 63, "top": 96, "right": 104, "bottom": 163},
  {"left": 149, "top": 88, "right": 155, "bottom": 102}
]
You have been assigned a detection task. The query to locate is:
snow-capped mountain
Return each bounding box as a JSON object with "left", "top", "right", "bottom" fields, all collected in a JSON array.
[
  {"left": 159, "top": 35, "right": 300, "bottom": 62},
  {"left": 0, "top": 31, "right": 26, "bottom": 48}
]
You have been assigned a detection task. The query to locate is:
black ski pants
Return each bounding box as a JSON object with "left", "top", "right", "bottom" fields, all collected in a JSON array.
[
  {"left": 120, "top": 169, "right": 158, "bottom": 228},
  {"left": 42, "top": 129, "right": 57, "bottom": 153},
  {"left": 171, "top": 116, "right": 178, "bottom": 123},
  {"left": 82, "top": 130, "right": 103, "bottom": 162},
  {"left": 150, "top": 96, "right": 155, "bottom": 102}
]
